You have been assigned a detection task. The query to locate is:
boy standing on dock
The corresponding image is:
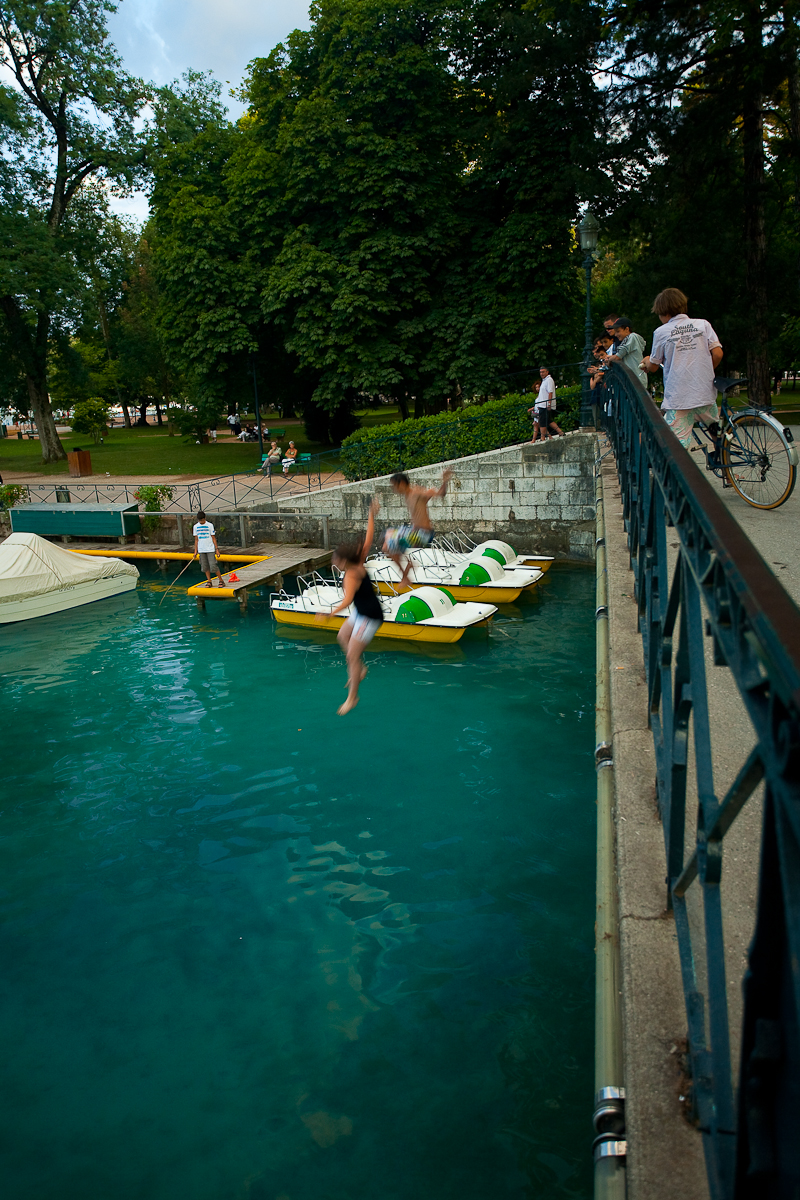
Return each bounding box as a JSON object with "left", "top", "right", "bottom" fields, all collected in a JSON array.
[
  {"left": 193, "top": 511, "right": 224, "bottom": 588},
  {"left": 383, "top": 468, "right": 453, "bottom": 586}
]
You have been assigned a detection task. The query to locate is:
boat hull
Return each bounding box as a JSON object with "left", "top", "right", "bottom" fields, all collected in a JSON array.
[
  {"left": 374, "top": 580, "right": 524, "bottom": 604},
  {"left": 272, "top": 607, "right": 468, "bottom": 643},
  {"left": 0, "top": 574, "right": 138, "bottom": 624}
]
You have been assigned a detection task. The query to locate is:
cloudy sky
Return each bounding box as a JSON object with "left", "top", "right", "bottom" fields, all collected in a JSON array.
[{"left": 107, "top": 0, "right": 311, "bottom": 218}]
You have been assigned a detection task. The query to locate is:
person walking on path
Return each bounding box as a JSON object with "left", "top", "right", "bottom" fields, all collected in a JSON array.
[
  {"left": 193, "top": 511, "right": 224, "bottom": 588},
  {"left": 528, "top": 366, "right": 564, "bottom": 442},
  {"left": 607, "top": 318, "right": 647, "bottom": 386},
  {"left": 383, "top": 468, "right": 453, "bottom": 586},
  {"left": 321, "top": 499, "right": 383, "bottom": 715},
  {"left": 640, "top": 288, "right": 724, "bottom": 448}
]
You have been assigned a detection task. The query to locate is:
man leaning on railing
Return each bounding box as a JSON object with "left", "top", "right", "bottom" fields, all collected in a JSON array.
[{"left": 640, "top": 287, "right": 724, "bottom": 448}]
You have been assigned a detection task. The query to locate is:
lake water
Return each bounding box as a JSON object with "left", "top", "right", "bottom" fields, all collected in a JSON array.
[{"left": 0, "top": 562, "right": 595, "bottom": 1200}]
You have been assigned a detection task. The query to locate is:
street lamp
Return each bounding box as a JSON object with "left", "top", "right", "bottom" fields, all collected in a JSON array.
[
  {"left": 248, "top": 352, "right": 264, "bottom": 460},
  {"left": 577, "top": 210, "right": 600, "bottom": 428}
]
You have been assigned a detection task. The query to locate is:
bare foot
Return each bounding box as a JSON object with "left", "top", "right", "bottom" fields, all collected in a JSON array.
[
  {"left": 338, "top": 696, "right": 359, "bottom": 715},
  {"left": 344, "top": 667, "right": 368, "bottom": 687}
]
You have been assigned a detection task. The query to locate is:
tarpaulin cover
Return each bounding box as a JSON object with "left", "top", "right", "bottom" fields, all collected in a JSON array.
[{"left": 0, "top": 533, "right": 139, "bottom": 604}]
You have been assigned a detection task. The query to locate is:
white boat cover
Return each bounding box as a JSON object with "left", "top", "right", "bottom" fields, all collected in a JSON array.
[{"left": 0, "top": 533, "right": 139, "bottom": 604}]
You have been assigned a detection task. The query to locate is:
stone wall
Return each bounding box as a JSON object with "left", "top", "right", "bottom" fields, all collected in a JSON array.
[{"left": 272, "top": 431, "right": 597, "bottom": 560}]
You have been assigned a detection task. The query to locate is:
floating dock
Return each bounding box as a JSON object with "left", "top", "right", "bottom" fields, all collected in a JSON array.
[{"left": 67, "top": 542, "right": 332, "bottom": 612}]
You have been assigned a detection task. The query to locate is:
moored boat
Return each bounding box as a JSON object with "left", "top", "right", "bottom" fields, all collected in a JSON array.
[
  {"left": 365, "top": 550, "right": 542, "bottom": 603},
  {"left": 270, "top": 576, "right": 495, "bottom": 643},
  {"left": 0, "top": 533, "right": 139, "bottom": 624}
]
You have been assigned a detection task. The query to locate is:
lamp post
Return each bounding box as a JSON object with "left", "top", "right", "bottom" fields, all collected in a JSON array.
[
  {"left": 577, "top": 210, "right": 600, "bottom": 428},
  {"left": 248, "top": 352, "right": 264, "bottom": 460}
]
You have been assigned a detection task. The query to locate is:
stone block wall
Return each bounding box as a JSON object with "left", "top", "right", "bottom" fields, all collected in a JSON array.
[{"left": 274, "top": 431, "right": 598, "bottom": 560}]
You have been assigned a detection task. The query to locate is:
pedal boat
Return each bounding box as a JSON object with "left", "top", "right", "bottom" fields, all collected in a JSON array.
[
  {"left": 427, "top": 537, "right": 554, "bottom": 574},
  {"left": 270, "top": 578, "right": 496, "bottom": 643},
  {"left": 365, "top": 551, "right": 542, "bottom": 604}
]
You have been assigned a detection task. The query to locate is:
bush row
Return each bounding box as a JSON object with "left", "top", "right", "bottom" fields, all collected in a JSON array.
[{"left": 340, "top": 388, "right": 581, "bottom": 480}]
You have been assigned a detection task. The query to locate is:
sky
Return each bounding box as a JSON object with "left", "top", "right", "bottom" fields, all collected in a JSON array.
[{"left": 107, "top": 0, "right": 311, "bottom": 219}]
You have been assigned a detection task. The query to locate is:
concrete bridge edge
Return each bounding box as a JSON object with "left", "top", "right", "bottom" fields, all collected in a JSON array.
[{"left": 599, "top": 454, "right": 710, "bottom": 1199}]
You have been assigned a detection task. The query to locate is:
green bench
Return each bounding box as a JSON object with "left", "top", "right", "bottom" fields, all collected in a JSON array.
[{"left": 10, "top": 503, "right": 141, "bottom": 538}]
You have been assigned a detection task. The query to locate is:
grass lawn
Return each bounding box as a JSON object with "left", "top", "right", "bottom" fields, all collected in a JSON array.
[{"left": 0, "top": 406, "right": 402, "bottom": 477}]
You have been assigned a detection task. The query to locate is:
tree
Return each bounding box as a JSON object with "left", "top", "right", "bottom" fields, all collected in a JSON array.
[
  {"left": 71, "top": 396, "right": 108, "bottom": 442},
  {"left": 0, "top": 0, "right": 150, "bottom": 461},
  {"left": 601, "top": 0, "right": 800, "bottom": 405}
]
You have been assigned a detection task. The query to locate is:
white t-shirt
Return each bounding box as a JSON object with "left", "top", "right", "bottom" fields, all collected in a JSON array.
[
  {"left": 535, "top": 375, "right": 556, "bottom": 410},
  {"left": 650, "top": 314, "right": 721, "bottom": 410},
  {"left": 193, "top": 521, "right": 216, "bottom": 553},
  {"left": 615, "top": 332, "right": 647, "bottom": 385}
]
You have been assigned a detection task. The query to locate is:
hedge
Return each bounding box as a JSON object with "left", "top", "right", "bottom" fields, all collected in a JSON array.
[{"left": 340, "top": 388, "right": 581, "bottom": 480}]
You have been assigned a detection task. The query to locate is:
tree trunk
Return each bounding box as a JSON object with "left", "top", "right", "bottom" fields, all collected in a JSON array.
[
  {"left": 396, "top": 393, "right": 409, "bottom": 421},
  {"left": 136, "top": 399, "right": 149, "bottom": 426},
  {"left": 154, "top": 399, "right": 163, "bottom": 426},
  {"left": 0, "top": 299, "right": 66, "bottom": 463},
  {"left": 26, "top": 370, "right": 66, "bottom": 463},
  {"left": 742, "top": 15, "right": 770, "bottom": 408}
]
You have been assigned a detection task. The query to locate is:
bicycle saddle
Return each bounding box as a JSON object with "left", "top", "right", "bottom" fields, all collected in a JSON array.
[{"left": 714, "top": 376, "right": 747, "bottom": 395}]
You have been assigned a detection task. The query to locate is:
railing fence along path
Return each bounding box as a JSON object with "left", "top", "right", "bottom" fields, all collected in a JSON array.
[
  {"left": 13, "top": 448, "right": 346, "bottom": 513},
  {"left": 603, "top": 363, "right": 800, "bottom": 1200}
]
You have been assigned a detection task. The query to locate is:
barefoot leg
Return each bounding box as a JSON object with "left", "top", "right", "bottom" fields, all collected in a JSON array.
[{"left": 339, "top": 636, "right": 368, "bottom": 714}]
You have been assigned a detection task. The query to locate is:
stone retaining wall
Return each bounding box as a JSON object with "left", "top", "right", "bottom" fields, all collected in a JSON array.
[{"left": 270, "top": 431, "right": 597, "bottom": 560}]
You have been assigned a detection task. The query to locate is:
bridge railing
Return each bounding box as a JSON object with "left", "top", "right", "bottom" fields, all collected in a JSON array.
[{"left": 603, "top": 363, "right": 800, "bottom": 1199}]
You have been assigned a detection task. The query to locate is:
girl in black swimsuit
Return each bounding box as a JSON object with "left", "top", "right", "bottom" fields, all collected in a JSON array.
[{"left": 321, "top": 498, "right": 382, "bottom": 715}]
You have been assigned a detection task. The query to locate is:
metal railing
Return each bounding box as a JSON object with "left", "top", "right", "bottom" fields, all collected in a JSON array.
[
  {"left": 603, "top": 364, "right": 800, "bottom": 1199},
  {"left": 10, "top": 448, "right": 345, "bottom": 513}
]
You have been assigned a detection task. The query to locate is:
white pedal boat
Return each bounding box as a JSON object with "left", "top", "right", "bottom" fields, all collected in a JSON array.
[
  {"left": 366, "top": 549, "right": 542, "bottom": 603},
  {"left": 270, "top": 577, "right": 496, "bottom": 643},
  {"left": 429, "top": 537, "right": 554, "bottom": 574},
  {"left": 0, "top": 533, "right": 139, "bottom": 624}
]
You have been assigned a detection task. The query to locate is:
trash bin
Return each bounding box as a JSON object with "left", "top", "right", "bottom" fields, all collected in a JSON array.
[
  {"left": 55, "top": 487, "right": 71, "bottom": 503},
  {"left": 67, "top": 449, "right": 92, "bottom": 477}
]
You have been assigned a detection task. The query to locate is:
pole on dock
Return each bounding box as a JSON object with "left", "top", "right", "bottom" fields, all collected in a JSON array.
[{"left": 593, "top": 460, "right": 626, "bottom": 1199}]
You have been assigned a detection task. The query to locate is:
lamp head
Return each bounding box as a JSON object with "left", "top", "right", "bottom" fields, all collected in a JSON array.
[{"left": 577, "top": 210, "right": 600, "bottom": 253}]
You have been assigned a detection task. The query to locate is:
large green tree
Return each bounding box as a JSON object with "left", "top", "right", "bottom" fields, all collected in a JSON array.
[
  {"left": 149, "top": 0, "right": 603, "bottom": 429},
  {"left": 599, "top": 0, "right": 800, "bottom": 404},
  {"left": 0, "top": 0, "right": 150, "bottom": 461}
]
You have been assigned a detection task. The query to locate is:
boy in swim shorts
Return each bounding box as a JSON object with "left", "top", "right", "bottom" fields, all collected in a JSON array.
[
  {"left": 383, "top": 468, "right": 453, "bottom": 586},
  {"left": 319, "top": 498, "right": 383, "bottom": 715}
]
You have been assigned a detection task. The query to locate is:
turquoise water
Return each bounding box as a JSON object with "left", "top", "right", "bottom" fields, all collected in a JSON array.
[{"left": 0, "top": 564, "right": 595, "bottom": 1200}]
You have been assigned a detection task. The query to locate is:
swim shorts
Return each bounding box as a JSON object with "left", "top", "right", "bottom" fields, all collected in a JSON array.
[
  {"left": 383, "top": 525, "right": 435, "bottom": 554},
  {"left": 343, "top": 613, "right": 381, "bottom": 643},
  {"left": 662, "top": 403, "right": 720, "bottom": 449},
  {"left": 198, "top": 551, "right": 217, "bottom": 572}
]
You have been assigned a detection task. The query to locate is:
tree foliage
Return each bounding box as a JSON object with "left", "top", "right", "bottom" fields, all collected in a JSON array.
[
  {"left": 0, "top": 0, "right": 151, "bottom": 461},
  {"left": 148, "top": 0, "right": 604, "bottom": 437}
]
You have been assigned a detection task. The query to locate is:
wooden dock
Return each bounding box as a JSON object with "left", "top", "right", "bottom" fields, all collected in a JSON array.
[{"left": 186, "top": 543, "right": 332, "bottom": 611}]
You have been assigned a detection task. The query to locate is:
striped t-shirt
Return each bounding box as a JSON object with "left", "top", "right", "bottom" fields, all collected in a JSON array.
[{"left": 193, "top": 522, "right": 215, "bottom": 553}]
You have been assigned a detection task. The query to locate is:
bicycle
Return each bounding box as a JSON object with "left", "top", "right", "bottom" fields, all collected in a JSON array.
[{"left": 690, "top": 377, "right": 798, "bottom": 509}]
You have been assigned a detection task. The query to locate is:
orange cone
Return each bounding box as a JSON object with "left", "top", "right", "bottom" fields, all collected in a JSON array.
[{"left": 228, "top": 572, "right": 239, "bottom": 582}]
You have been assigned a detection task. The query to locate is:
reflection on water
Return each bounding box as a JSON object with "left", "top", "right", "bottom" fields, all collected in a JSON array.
[{"left": 0, "top": 563, "right": 595, "bottom": 1200}]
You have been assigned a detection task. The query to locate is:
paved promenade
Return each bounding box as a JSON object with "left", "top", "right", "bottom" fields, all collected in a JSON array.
[{"left": 603, "top": 439, "right": 799, "bottom": 1198}]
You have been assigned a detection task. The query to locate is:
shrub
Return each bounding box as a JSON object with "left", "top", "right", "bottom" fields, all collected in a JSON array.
[
  {"left": 71, "top": 398, "right": 110, "bottom": 444},
  {"left": 340, "top": 388, "right": 580, "bottom": 480},
  {"left": 134, "top": 485, "right": 175, "bottom": 535},
  {"left": 0, "top": 484, "right": 28, "bottom": 511}
]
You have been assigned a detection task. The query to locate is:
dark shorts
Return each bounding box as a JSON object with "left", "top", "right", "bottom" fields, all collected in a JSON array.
[{"left": 534, "top": 408, "right": 556, "bottom": 425}]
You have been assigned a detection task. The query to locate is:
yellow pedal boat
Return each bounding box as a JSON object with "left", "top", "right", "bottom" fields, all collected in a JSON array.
[{"left": 270, "top": 579, "right": 496, "bottom": 644}]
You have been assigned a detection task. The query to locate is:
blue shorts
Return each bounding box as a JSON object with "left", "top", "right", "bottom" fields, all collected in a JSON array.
[{"left": 384, "top": 525, "right": 435, "bottom": 554}]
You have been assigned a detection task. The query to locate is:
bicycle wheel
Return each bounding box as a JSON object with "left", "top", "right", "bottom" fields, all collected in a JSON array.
[{"left": 721, "top": 413, "right": 797, "bottom": 509}]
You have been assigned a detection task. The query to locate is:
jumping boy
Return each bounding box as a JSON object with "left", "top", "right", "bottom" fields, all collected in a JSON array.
[
  {"left": 383, "top": 468, "right": 453, "bottom": 586},
  {"left": 193, "top": 511, "right": 224, "bottom": 588},
  {"left": 320, "top": 498, "right": 383, "bottom": 715}
]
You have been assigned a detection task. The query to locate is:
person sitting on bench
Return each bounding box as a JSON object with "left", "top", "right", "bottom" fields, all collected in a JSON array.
[
  {"left": 282, "top": 442, "right": 298, "bottom": 476},
  {"left": 261, "top": 440, "right": 282, "bottom": 473}
]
